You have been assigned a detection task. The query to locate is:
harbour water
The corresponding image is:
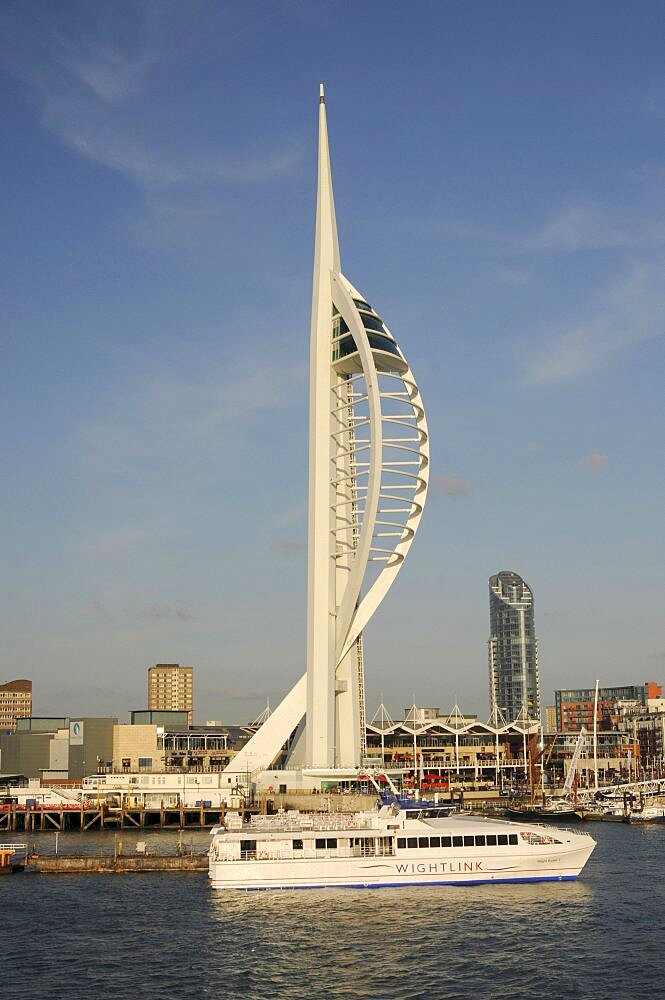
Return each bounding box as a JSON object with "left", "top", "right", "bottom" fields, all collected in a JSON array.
[{"left": 4, "top": 822, "right": 665, "bottom": 999}]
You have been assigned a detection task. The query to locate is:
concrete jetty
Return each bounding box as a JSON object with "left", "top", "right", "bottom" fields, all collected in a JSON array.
[{"left": 29, "top": 853, "right": 208, "bottom": 873}]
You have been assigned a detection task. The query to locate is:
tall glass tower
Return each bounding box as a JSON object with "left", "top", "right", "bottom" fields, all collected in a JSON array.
[{"left": 488, "top": 571, "right": 540, "bottom": 723}]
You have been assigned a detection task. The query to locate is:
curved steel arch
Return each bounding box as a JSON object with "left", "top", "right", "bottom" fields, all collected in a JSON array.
[{"left": 331, "top": 274, "right": 429, "bottom": 667}]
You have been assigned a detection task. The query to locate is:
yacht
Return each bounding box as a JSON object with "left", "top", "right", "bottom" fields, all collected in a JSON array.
[{"left": 208, "top": 802, "right": 596, "bottom": 890}]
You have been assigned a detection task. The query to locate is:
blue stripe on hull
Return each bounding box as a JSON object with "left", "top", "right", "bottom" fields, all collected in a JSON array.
[{"left": 213, "top": 874, "right": 579, "bottom": 891}]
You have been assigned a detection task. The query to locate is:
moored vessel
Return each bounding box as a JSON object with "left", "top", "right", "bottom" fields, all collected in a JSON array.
[{"left": 0, "top": 843, "right": 28, "bottom": 874}]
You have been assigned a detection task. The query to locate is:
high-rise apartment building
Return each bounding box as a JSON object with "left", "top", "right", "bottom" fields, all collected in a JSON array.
[
  {"left": 0, "top": 678, "right": 33, "bottom": 732},
  {"left": 488, "top": 571, "right": 540, "bottom": 723},
  {"left": 147, "top": 664, "right": 193, "bottom": 725}
]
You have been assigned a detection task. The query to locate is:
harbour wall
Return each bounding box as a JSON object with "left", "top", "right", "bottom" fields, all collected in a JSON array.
[{"left": 30, "top": 854, "right": 208, "bottom": 873}]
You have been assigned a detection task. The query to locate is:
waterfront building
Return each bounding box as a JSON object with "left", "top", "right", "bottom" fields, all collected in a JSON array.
[
  {"left": 488, "top": 571, "right": 540, "bottom": 723},
  {"left": 634, "top": 709, "right": 665, "bottom": 774},
  {"left": 0, "top": 716, "right": 116, "bottom": 780},
  {"left": 224, "top": 86, "right": 429, "bottom": 776},
  {"left": 364, "top": 707, "right": 539, "bottom": 788},
  {"left": 114, "top": 719, "right": 248, "bottom": 773},
  {"left": 0, "top": 678, "right": 32, "bottom": 732},
  {"left": 130, "top": 709, "right": 189, "bottom": 728},
  {"left": 554, "top": 682, "right": 662, "bottom": 733},
  {"left": 148, "top": 663, "right": 193, "bottom": 725}
]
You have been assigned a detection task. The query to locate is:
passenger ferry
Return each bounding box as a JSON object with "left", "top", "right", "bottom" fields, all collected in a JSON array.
[{"left": 208, "top": 802, "right": 596, "bottom": 890}]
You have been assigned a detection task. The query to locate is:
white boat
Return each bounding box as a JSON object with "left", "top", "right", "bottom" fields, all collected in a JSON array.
[
  {"left": 208, "top": 803, "right": 596, "bottom": 890},
  {"left": 625, "top": 803, "right": 665, "bottom": 825}
]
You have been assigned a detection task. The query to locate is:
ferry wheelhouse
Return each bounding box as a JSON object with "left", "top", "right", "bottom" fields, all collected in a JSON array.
[{"left": 208, "top": 803, "right": 595, "bottom": 891}]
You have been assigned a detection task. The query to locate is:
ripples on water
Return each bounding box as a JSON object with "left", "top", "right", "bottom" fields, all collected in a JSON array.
[{"left": 3, "top": 824, "right": 664, "bottom": 999}]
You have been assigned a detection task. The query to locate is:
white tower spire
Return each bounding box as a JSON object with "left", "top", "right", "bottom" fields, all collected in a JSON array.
[
  {"left": 224, "top": 87, "right": 430, "bottom": 777},
  {"left": 306, "top": 83, "right": 340, "bottom": 766},
  {"left": 306, "top": 86, "right": 430, "bottom": 767}
]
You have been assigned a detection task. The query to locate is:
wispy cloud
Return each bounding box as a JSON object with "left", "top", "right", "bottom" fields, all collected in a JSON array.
[
  {"left": 71, "top": 598, "right": 112, "bottom": 621},
  {"left": 37, "top": 89, "right": 302, "bottom": 191},
  {"left": 1, "top": 4, "right": 302, "bottom": 239},
  {"left": 422, "top": 199, "right": 665, "bottom": 256},
  {"left": 270, "top": 503, "right": 306, "bottom": 529},
  {"left": 494, "top": 265, "right": 532, "bottom": 287},
  {"left": 79, "top": 521, "right": 166, "bottom": 559},
  {"left": 577, "top": 452, "right": 608, "bottom": 472},
  {"left": 523, "top": 263, "right": 665, "bottom": 384},
  {"left": 433, "top": 474, "right": 473, "bottom": 497},
  {"left": 528, "top": 201, "right": 639, "bottom": 253},
  {"left": 142, "top": 602, "right": 194, "bottom": 621},
  {"left": 78, "top": 359, "right": 302, "bottom": 473},
  {"left": 1, "top": 1, "right": 164, "bottom": 104},
  {"left": 270, "top": 538, "right": 305, "bottom": 555}
]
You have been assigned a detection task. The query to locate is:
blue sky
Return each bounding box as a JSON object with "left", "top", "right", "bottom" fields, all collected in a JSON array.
[{"left": 2, "top": 0, "right": 664, "bottom": 724}]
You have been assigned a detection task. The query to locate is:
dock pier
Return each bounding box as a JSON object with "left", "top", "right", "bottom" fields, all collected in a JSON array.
[{"left": 0, "top": 803, "right": 227, "bottom": 833}]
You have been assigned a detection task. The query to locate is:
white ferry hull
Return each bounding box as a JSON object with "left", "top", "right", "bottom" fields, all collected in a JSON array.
[{"left": 209, "top": 844, "right": 594, "bottom": 891}]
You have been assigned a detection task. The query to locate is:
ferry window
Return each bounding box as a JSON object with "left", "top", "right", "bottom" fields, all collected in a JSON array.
[
  {"left": 486, "top": 835, "right": 497, "bottom": 846},
  {"left": 442, "top": 837, "right": 452, "bottom": 848},
  {"left": 463, "top": 836, "right": 474, "bottom": 847},
  {"left": 418, "top": 837, "right": 429, "bottom": 848},
  {"left": 326, "top": 838, "right": 337, "bottom": 849},
  {"left": 509, "top": 834, "right": 518, "bottom": 846},
  {"left": 315, "top": 838, "right": 326, "bottom": 849},
  {"left": 430, "top": 837, "right": 440, "bottom": 848},
  {"left": 293, "top": 839, "right": 303, "bottom": 850},
  {"left": 498, "top": 835, "right": 508, "bottom": 846},
  {"left": 475, "top": 836, "right": 486, "bottom": 847},
  {"left": 452, "top": 836, "right": 463, "bottom": 847},
  {"left": 397, "top": 838, "right": 406, "bottom": 849},
  {"left": 407, "top": 837, "right": 417, "bottom": 848},
  {"left": 240, "top": 840, "right": 256, "bottom": 854}
]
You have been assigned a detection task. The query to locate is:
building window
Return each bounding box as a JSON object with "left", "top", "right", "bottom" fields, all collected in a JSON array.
[{"left": 138, "top": 757, "right": 152, "bottom": 770}]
